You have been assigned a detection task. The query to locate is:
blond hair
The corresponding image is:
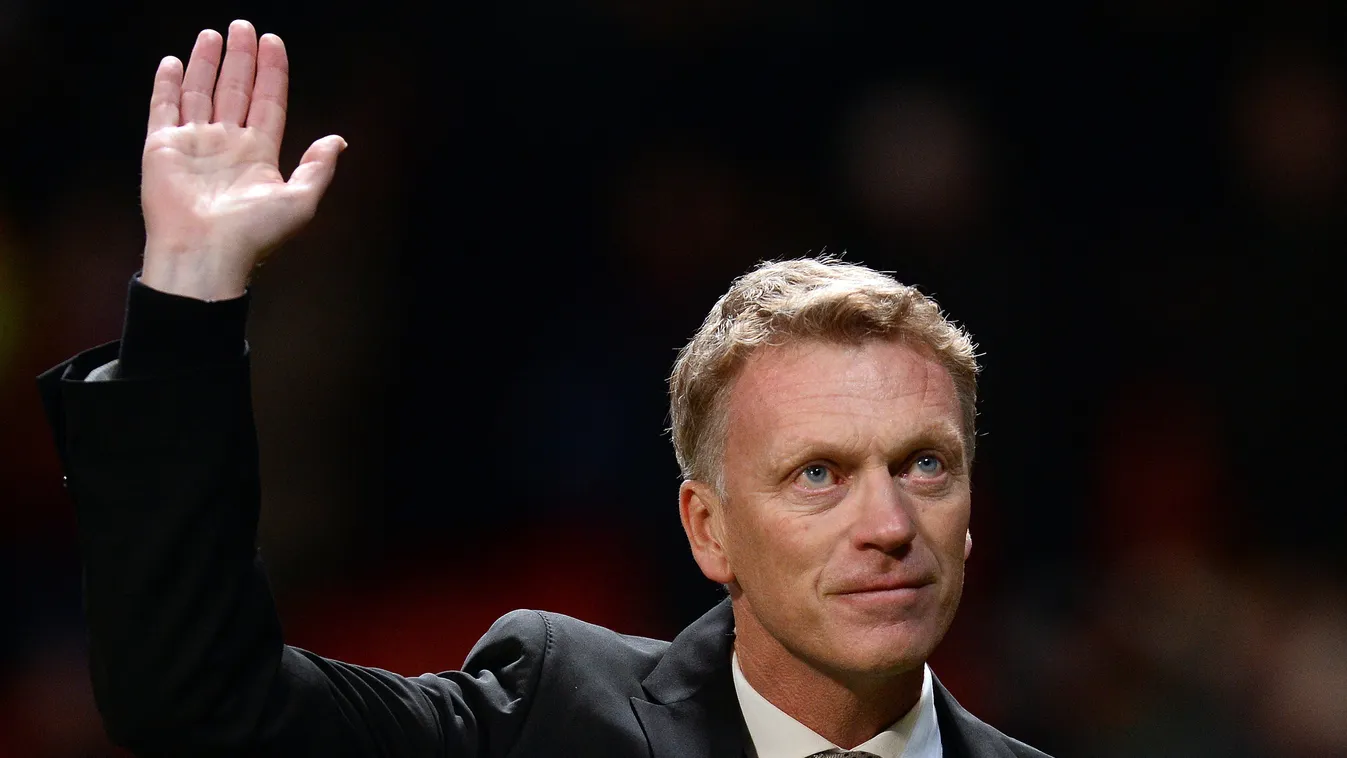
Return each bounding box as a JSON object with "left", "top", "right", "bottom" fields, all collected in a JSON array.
[{"left": 668, "top": 257, "right": 980, "bottom": 487}]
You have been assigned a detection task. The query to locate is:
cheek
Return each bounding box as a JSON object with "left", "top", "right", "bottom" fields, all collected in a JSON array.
[
  {"left": 723, "top": 504, "right": 825, "bottom": 580},
  {"left": 917, "top": 496, "right": 972, "bottom": 562}
]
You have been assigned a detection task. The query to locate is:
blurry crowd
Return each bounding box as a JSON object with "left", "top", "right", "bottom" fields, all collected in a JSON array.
[{"left": 2, "top": 3, "right": 1344, "bottom": 756}]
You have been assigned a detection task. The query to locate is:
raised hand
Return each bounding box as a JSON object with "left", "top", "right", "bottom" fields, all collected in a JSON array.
[{"left": 140, "top": 20, "right": 346, "bottom": 300}]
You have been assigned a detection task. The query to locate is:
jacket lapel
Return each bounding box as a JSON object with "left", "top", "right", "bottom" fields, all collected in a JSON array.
[
  {"left": 932, "top": 675, "right": 1019, "bottom": 758},
  {"left": 630, "top": 598, "right": 745, "bottom": 758}
]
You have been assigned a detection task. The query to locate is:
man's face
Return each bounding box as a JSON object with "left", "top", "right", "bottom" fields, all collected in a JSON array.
[{"left": 709, "top": 338, "right": 971, "bottom": 680}]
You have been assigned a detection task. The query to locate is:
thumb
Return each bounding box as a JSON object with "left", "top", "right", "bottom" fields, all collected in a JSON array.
[{"left": 287, "top": 134, "right": 348, "bottom": 204}]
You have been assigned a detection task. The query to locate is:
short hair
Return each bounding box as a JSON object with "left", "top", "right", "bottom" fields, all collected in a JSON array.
[{"left": 668, "top": 256, "right": 980, "bottom": 488}]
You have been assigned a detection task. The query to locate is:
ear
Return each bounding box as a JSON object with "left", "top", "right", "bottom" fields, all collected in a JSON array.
[
  {"left": 679, "top": 480, "right": 735, "bottom": 584},
  {"left": 964, "top": 528, "right": 973, "bottom": 560}
]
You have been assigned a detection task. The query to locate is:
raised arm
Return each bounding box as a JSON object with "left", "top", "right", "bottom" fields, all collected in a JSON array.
[{"left": 39, "top": 21, "right": 546, "bottom": 757}]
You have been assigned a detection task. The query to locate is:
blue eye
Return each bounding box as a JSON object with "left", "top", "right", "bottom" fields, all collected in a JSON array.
[
  {"left": 798, "top": 465, "right": 836, "bottom": 489},
  {"left": 912, "top": 456, "right": 943, "bottom": 477}
]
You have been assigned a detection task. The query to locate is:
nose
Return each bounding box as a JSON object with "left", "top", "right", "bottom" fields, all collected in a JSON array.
[{"left": 849, "top": 468, "right": 918, "bottom": 555}]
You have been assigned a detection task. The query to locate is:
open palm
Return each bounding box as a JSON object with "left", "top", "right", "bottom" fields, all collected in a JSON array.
[{"left": 141, "top": 20, "right": 345, "bottom": 300}]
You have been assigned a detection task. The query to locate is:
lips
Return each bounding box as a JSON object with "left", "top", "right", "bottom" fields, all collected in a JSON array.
[{"left": 833, "top": 577, "right": 935, "bottom": 595}]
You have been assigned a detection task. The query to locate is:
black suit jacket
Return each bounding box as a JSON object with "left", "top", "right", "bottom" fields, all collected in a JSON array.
[{"left": 39, "top": 342, "right": 1050, "bottom": 757}]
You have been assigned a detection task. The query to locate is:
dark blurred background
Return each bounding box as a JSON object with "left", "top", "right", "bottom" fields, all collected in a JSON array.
[{"left": 2, "top": 3, "right": 1345, "bottom": 756}]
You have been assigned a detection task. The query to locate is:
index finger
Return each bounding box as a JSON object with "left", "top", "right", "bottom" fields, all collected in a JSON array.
[{"left": 246, "top": 33, "right": 289, "bottom": 152}]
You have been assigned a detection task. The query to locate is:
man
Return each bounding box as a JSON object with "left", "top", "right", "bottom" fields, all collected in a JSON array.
[{"left": 39, "top": 20, "right": 1050, "bottom": 758}]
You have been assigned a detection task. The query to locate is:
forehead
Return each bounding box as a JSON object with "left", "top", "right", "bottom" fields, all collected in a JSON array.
[{"left": 725, "top": 338, "right": 962, "bottom": 459}]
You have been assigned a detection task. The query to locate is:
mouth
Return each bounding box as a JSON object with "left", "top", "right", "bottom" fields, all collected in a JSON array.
[
  {"left": 836, "top": 578, "right": 935, "bottom": 594},
  {"left": 832, "top": 580, "right": 935, "bottom": 605}
]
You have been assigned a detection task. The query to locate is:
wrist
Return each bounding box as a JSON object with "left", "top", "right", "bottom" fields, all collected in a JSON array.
[{"left": 141, "top": 246, "right": 250, "bottom": 301}]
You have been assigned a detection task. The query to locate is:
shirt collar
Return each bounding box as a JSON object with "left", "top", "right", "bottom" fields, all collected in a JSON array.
[{"left": 730, "top": 653, "right": 941, "bottom": 758}]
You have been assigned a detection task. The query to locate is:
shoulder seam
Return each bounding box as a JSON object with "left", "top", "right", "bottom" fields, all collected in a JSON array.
[{"left": 500, "top": 611, "right": 553, "bottom": 758}]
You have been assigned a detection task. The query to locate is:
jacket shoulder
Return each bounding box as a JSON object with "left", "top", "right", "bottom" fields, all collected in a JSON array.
[
  {"left": 1014, "top": 742, "right": 1052, "bottom": 757},
  {"left": 469, "top": 610, "right": 670, "bottom": 749},
  {"left": 998, "top": 730, "right": 1053, "bottom": 758},
  {"left": 537, "top": 610, "right": 669, "bottom": 674},
  {"left": 471, "top": 609, "right": 668, "bottom": 685}
]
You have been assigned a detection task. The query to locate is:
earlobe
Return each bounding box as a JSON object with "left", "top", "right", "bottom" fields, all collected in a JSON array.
[
  {"left": 965, "top": 528, "right": 973, "bottom": 560},
  {"left": 679, "top": 481, "right": 735, "bottom": 585}
]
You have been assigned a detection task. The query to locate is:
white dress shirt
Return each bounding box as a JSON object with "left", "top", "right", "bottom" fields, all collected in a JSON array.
[{"left": 731, "top": 653, "right": 941, "bottom": 758}]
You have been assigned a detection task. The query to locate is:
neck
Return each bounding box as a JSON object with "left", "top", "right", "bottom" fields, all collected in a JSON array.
[{"left": 732, "top": 602, "right": 924, "bottom": 749}]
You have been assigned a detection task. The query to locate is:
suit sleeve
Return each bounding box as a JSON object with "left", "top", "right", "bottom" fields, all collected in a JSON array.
[{"left": 38, "top": 281, "right": 546, "bottom": 757}]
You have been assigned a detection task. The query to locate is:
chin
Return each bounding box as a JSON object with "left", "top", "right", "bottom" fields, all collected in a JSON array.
[
  {"left": 820, "top": 618, "right": 944, "bottom": 678},
  {"left": 840, "top": 635, "right": 937, "bottom": 675},
  {"left": 792, "top": 619, "right": 932, "bottom": 678}
]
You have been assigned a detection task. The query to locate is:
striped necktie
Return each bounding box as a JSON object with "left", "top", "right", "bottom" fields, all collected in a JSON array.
[{"left": 806, "top": 751, "right": 882, "bottom": 757}]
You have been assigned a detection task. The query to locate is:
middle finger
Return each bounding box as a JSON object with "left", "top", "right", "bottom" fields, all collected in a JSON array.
[{"left": 213, "top": 20, "right": 259, "bottom": 126}]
